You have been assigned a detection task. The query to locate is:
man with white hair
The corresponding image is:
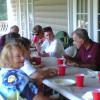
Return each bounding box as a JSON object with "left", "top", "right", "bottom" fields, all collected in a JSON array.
[{"left": 64, "top": 28, "right": 100, "bottom": 71}]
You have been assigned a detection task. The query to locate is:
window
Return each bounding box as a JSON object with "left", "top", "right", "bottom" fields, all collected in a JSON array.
[
  {"left": 76, "top": 0, "right": 88, "bottom": 29},
  {"left": 73, "top": 0, "right": 95, "bottom": 40},
  {"left": 0, "top": 0, "right": 7, "bottom": 20},
  {"left": 19, "top": 0, "right": 34, "bottom": 39}
]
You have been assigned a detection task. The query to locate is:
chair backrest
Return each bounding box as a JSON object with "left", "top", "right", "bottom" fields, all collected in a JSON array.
[{"left": 55, "top": 31, "right": 72, "bottom": 49}]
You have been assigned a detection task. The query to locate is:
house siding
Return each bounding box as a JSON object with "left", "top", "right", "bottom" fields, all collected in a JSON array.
[{"left": 33, "top": 0, "right": 68, "bottom": 34}]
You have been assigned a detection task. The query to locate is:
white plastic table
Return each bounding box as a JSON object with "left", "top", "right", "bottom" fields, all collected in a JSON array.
[{"left": 42, "top": 57, "right": 100, "bottom": 100}]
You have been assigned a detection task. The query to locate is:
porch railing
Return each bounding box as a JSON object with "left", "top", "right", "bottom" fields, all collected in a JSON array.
[{"left": 0, "top": 20, "right": 8, "bottom": 36}]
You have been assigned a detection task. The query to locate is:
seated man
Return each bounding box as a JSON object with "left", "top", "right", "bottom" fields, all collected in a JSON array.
[
  {"left": 0, "top": 25, "right": 20, "bottom": 52},
  {"left": 64, "top": 28, "right": 100, "bottom": 71},
  {"left": 38, "top": 26, "right": 65, "bottom": 58},
  {"left": 10, "top": 25, "right": 19, "bottom": 33}
]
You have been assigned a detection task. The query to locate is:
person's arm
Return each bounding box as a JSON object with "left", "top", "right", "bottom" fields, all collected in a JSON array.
[
  {"left": 78, "top": 63, "right": 98, "bottom": 70},
  {"left": 37, "top": 40, "right": 50, "bottom": 57},
  {"left": 64, "top": 53, "right": 79, "bottom": 63},
  {"left": 65, "top": 56, "right": 98, "bottom": 70},
  {"left": 38, "top": 51, "right": 49, "bottom": 57},
  {"left": 30, "top": 68, "right": 57, "bottom": 91},
  {"left": 30, "top": 68, "right": 57, "bottom": 79},
  {"left": 64, "top": 53, "right": 98, "bottom": 70}
]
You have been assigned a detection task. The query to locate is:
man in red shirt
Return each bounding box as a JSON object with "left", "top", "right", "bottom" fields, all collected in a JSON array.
[{"left": 64, "top": 28, "right": 100, "bottom": 71}]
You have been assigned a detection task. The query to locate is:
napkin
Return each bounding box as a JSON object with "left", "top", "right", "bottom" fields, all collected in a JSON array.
[{"left": 82, "top": 91, "right": 93, "bottom": 100}]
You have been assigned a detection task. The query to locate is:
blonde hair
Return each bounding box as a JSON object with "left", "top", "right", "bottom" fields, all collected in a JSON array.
[{"left": 0, "top": 42, "right": 23, "bottom": 68}]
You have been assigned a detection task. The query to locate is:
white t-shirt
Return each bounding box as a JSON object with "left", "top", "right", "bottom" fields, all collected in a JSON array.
[
  {"left": 20, "top": 59, "right": 37, "bottom": 76},
  {"left": 41, "top": 38, "right": 65, "bottom": 57}
]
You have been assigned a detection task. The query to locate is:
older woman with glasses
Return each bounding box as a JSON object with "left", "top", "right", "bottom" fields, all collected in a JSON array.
[{"left": 32, "top": 25, "right": 45, "bottom": 52}]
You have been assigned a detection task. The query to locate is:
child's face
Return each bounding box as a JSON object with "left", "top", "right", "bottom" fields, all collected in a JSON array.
[{"left": 11, "top": 47, "right": 24, "bottom": 69}]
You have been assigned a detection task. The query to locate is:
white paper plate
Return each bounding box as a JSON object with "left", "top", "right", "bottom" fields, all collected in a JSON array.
[
  {"left": 82, "top": 91, "right": 93, "bottom": 100},
  {"left": 84, "top": 71, "right": 98, "bottom": 78},
  {"left": 52, "top": 79, "right": 75, "bottom": 86}
]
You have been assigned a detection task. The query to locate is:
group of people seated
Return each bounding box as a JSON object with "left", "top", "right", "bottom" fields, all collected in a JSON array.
[
  {"left": 32, "top": 25, "right": 77, "bottom": 58},
  {"left": 32, "top": 25, "right": 100, "bottom": 71},
  {"left": 0, "top": 25, "right": 58, "bottom": 100},
  {"left": 0, "top": 24, "right": 100, "bottom": 99},
  {"left": 32, "top": 25, "right": 65, "bottom": 58}
]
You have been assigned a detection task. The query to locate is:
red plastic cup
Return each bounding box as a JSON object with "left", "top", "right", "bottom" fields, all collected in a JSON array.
[
  {"left": 75, "top": 74, "right": 84, "bottom": 87},
  {"left": 92, "top": 89, "right": 100, "bottom": 100},
  {"left": 33, "top": 35, "right": 39, "bottom": 43},
  {"left": 33, "top": 57, "right": 41, "bottom": 65},
  {"left": 58, "top": 65, "right": 66, "bottom": 76},
  {"left": 57, "top": 58, "right": 64, "bottom": 65},
  {"left": 98, "top": 72, "right": 100, "bottom": 82}
]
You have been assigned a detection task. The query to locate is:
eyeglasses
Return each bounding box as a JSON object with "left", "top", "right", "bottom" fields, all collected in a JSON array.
[{"left": 33, "top": 32, "right": 39, "bottom": 36}]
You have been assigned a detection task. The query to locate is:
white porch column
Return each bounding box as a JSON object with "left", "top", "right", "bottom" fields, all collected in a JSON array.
[{"left": 7, "top": 0, "right": 18, "bottom": 31}]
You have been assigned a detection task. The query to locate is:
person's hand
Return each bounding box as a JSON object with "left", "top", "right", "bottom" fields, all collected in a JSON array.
[
  {"left": 67, "top": 60, "right": 79, "bottom": 67},
  {"left": 47, "top": 68, "right": 58, "bottom": 77},
  {"left": 33, "top": 35, "right": 39, "bottom": 43}
]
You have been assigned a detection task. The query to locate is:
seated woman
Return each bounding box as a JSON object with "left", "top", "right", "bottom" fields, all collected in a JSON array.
[
  {"left": 38, "top": 26, "right": 65, "bottom": 58},
  {"left": 32, "top": 25, "right": 45, "bottom": 52},
  {"left": 0, "top": 42, "right": 55, "bottom": 100}
]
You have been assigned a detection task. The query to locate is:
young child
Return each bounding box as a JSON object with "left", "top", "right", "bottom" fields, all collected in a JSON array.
[{"left": 0, "top": 42, "right": 54, "bottom": 100}]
